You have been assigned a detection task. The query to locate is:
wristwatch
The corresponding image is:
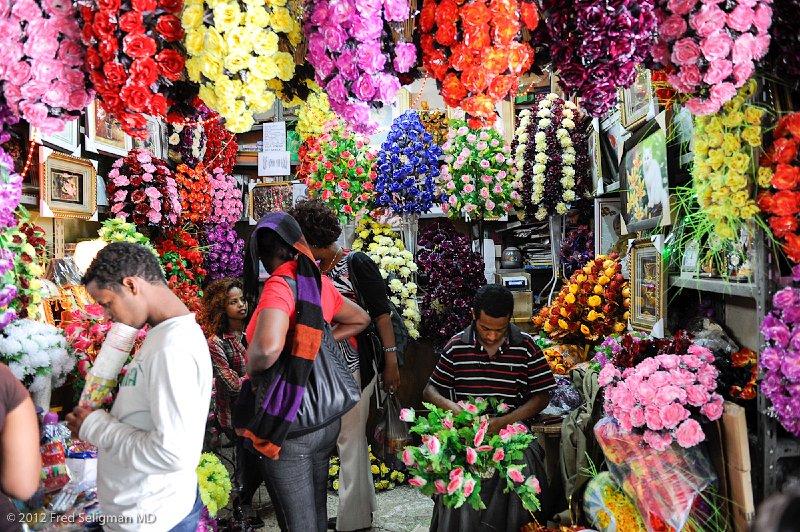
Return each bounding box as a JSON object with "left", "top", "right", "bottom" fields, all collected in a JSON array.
[{"left": 383, "top": 346, "right": 398, "bottom": 353}]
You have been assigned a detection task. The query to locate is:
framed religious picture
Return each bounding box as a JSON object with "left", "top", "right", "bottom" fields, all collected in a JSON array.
[
  {"left": 43, "top": 153, "right": 97, "bottom": 220},
  {"left": 85, "top": 101, "right": 132, "bottom": 157},
  {"left": 621, "top": 68, "right": 653, "bottom": 130},
  {"left": 629, "top": 236, "right": 666, "bottom": 337},
  {"left": 131, "top": 116, "right": 164, "bottom": 158},
  {"left": 620, "top": 111, "right": 671, "bottom": 232},
  {"left": 39, "top": 120, "right": 80, "bottom": 154},
  {"left": 595, "top": 197, "right": 622, "bottom": 256}
]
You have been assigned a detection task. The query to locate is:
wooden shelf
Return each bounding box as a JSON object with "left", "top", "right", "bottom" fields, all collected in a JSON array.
[{"left": 668, "top": 275, "right": 757, "bottom": 299}]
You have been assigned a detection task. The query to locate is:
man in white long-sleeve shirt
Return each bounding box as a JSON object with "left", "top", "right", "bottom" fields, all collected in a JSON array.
[{"left": 66, "top": 242, "right": 212, "bottom": 532}]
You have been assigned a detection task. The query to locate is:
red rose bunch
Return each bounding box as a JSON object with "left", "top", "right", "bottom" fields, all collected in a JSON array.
[
  {"left": 107, "top": 148, "right": 181, "bottom": 227},
  {"left": 174, "top": 163, "right": 212, "bottom": 225},
  {"left": 154, "top": 227, "right": 206, "bottom": 313},
  {"left": 758, "top": 113, "right": 800, "bottom": 262},
  {"left": 200, "top": 105, "right": 238, "bottom": 174},
  {"left": 419, "top": 0, "right": 539, "bottom": 126},
  {"left": 18, "top": 222, "right": 47, "bottom": 270},
  {"left": 78, "top": 0, "right": 186, "bottom": 139}
]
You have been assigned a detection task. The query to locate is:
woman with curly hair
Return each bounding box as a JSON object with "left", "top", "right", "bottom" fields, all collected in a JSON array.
[{"left": 289, "top": 198, "right": 399, "bottom": 532}]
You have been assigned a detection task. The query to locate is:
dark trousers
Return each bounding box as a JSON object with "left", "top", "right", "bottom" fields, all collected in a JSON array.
[{"left": 236, "top": 437, "right": 264, "bottom": 505}]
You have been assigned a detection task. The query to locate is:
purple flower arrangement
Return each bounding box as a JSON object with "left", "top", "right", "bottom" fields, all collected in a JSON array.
[
  {"left": 417, "top": 220, "right": 486, "bottom": 346},
  {"left": 0, "top": 99, "right": 20, "bottom": 146},
  {"left": 0, "top": 149, "right": 21, "bottom": 332},
  {"left": 0, "top": 149, "right": 22, "bottom": 230},
  {"left": 375, "top": 110, "right": 443, "bottom": 216},
  {"left": 202, "top": 223, "right": 245, "bottom": 284},
  {"left": 304, "top": 0, "right": 416, "bottom": 132},
  {"left": 649, "top": 0, "right": 773, "bottom": 115},
  {"left": 560, "top": 225, "right": 594, "bottom": 278},
  {"left": 207, "top": 168, "right": 242, "bottom": 226},
  {"left": 760, "top": 265, "right": 800, "bottom": 436},
  {"left": 541, "top": 0, "right": 658, "bottom": 117}
]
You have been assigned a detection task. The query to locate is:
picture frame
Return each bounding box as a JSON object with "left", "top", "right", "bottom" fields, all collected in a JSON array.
[
  {"left": 680, "top": 239, "right": 701, "bottom": 279},
  {"left": 131, "top": 116, "right": 164, "bottom": 158},
  {"left": 38, "top": 120, "right": 80, "bottom": 154},
  {"left": 43, "top": 153, "right": 97, "bottom": 220},
  {"left": 588, "top": 118, "right": 603, "bottom": 195},
  {"left": 619, "top": 111, "right": 671, "bottom": 232},
  {"left": 621, "top": 68, "right": 653, "bottom": 130},
  {"left": 85, "top": 101, "right": 132, "bottom": 157},
  {"left": 629, "top": 235, "right": 666, "bottom": 337},
  {"left": 249, "top": 181, "right": 294, "bottom": 223},
  {"left": 595, "top": 197, "right": 622, "bottom": 256},
  {"left": 233, "top": 174, "right": 249, "bottom": 221}
]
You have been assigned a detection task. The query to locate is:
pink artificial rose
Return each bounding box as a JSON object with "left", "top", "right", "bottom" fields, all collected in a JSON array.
[
  {"left": 644, "top": 405, "right": 665, "bottom": 430},
  {"left": 660, "top": 402, "right": 689, "bottom": 429},
  {"left": 356, "top": 0, "right": 382, "bottom": 12},
  {"left": 647, "top": 370, "right": 670, "bottom": 390},
  {"left": 463, "top": 478, "right": 476, "bottom": 497},
  {"left": 384, "top": 0, "right": 410, "bottom": 21},
  {"left": 507, "top": 468, "right": 525, "bottom": 483},
  {"left": 402, "top": 448, "right": 415, "bottom": 466},
  {"left": 42, "top": 82, "right": 72, "bottom": 108},
  {"left": 492, "top": 448, "right": 505, "bottom": 462},
  {"left": 733, "top": 61, "right": 754, "bottom": 86},
  {"left": 732, "top": 33, "right": 758, "bottom": 63},
  {"left": 351, "top": 12, "right": 383, "bottom": 41},
  {"left": 526, "top": 476, "right": 541, "bottom": 494},
  {"left": 25, "top": 36, "right": 60, "bottom": 60},
  {"left": 43, "top": 0, "right": 73, "bottom": 16},
  {"left": 700, "top": 397, "right": 724, "bottom": 420},
  {"left": 651, "top": 41, "right": 672, "bottom": 64},
  {"left": 658, "top": 354, "right": 679, "bottom": 370},
  {"left": 479, "top": 187, "right": 490, "bottom": 198},
  {"left": 357, "top": 41, "right": 387, "bottom": 74},
  {"left": 434, "top": 480, "right": 447, "bottom": 494},
  {"left": 630, "top": 406, "right": 646, "bottom": 427},
  {"left": 494, "top": 185, "right": 503, "bottom": 194},
  {"left": 636, "top": 358, "right": 660, "bottom": 377},
  {"left": 58, "top": 41, "right": 85, "bottom": 67},
  {"left": 31, "top": 59, "right": 62, "bottom": 83},
  {"left": 703, "top": 58, "right": 733, "bottom": 85},
  {"left": 675, "top": 65, "right": 702, "bottom": 91},
  {"left": 353, "top": 73, "right": 377, "bottom": 101},
  {"left": 374, "top": 72, "right": 401, "bottom": 102},
  {"left": 753, "top": 3, "right": 773, "bottom": 32},
  {"left": 675, "top": 418, "right": 705, "bottom": 448},
  {"left": 672, "top": 37, "right": 701, "bottom": 66},
  {"left": 113, "top": 190, "right": 128, "bottom": 202},
  {"left": 466, "top": 447, "right": 477, "bottom": 465},
  {"left": 322, "top": 25, "right": 348, "bottom": 53},
  {"left": 393, "top": 42, "right": 417, "bottom": 73},
  {"left": 309, "top": 1, "right": 329, "bottom": 25},
  {"left": 307, "top": 33, "right": 328, "bottom": 61},
  {"left": 325, "top": 75, "right": 349, "bottom": 105},
  {"left": 328, "top": 0, "right": 356, "bottom": 25},
  {"left": 4, "top": 62, "right": 31, "bottom": 87},
  {"left": 667, "top": 0, "right": 698, "bottom": 16},
  {"left": 598, "top": 364, "right": 620, "bottom": 386},
  {"left": 409, "top": 476, "right": 426, "bottom": 487},
  {"left": 643, "top": 429, "right": 673, "bottom": 451},
  {"left": 669, "top": 368, "right": 698, "bottom": 387},
  {"left": 753, "top": 33, "right": 770, "bottom": 59},
  {"left": 473, "top": 427, "right": 485, "bottom": 447},
  {"left": 464, "top": 403, "right": 478, "bottom": 415},
  {"left": 147, "top": 210, "right": 162, "bottom": 224},
  {"left": 19, "top": 101, "right": 49, "bottom": 126},
  {"left": 450, "top": 467, "right": 463, "bottom": 480},
  {"left": 689, "top": 4, "right": 725, "bottom": 37},
  {"left": 617, "top": 411, "right": 633, "bottom": 432},
  {"left": 11, "top": 0, "right": 41, "bottom": 20},
  {"left": 661, "top": 14, "right": 688, "bottom": 40},
  {"left": 448, "top": 195, "right": 458, "bottom": 206},
  {"left": 686, "top": 384, "right": 710, "bottom": 407},
  {"left": 425, "top": 435, "right": 441, "bottom": 454},
  {"left": 727, "top": 4, "right": 755, "bottom": 31},
  {"left": 67, "top": 89, "right": 92, "bottom": 111},
  {"left": 701, "top": 30, "right": 733, "bottom": 61},
  {"left": 709, "top": 82, "right": 737, "bottom": 105},
  {"left": 656, "top": 385, "right": 688, "bottom": 405},
  {"left": 399, "top": 407, "right": 415, "bottom": 422},
  {"left": 485, "top": 200, "right": 496, "bottom": 211}
]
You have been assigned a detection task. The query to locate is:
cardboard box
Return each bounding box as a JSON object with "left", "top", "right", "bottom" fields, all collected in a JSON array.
[{"left": 722, "top": 401, "right": 754, "bottom": 532}]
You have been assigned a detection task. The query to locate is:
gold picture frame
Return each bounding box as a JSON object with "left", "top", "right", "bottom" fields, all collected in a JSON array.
[
  {"left": 43, "top": 153, "right": 97, "bottom": 220},
  {"left": 629, "top": 236, "right": 666, "bottom": 336},
  {"left": 621, "top": 68, "right": 653, "bottom": 130}
]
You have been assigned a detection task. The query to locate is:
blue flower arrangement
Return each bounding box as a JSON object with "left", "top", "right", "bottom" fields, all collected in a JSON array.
[{"left": 375, "top": 110, "right": 443, "bottom": 215}]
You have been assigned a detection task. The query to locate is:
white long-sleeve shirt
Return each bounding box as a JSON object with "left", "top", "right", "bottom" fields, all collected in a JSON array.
[{"left": 80, "top": 314, "right": 212, "bottom": 531}]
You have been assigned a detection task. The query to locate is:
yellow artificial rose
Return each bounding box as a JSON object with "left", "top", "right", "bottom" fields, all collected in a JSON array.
[
  {"left": 741, "top": 203, "right": 760, "bottom": 218},
  {"left": 741, "top": 79, "right": 757, "bottom": 98},
  {"left": 706, "top": 117, "right": 724, "bottom": 134},
  {"left": 270, "top": 7, "right": 295, "bottom": 33},
  {"left": 726, "top": 96, "right": 744, "bottom": 112},
  {"left": 213, "top": 2, "right": 242, "bottom": 34},
  {"left": 726, "top": 172, "right": 747, "bottom": 191},
  {"left": 214, "top": 77, "right": 242, "bottom": 102},
  {"left": 707, "top": 130, "right": 724, "bottom": 148},
  {"left": 727, "top": 152, "right": 750, "bottom": 173},
  {"left": 722, "top": 111, "right": 744, "bottom": 128},
  {"left": 731, "top": 190, "right": 750, "bottom": 208},
  {"left": 598, "top": 275, "right": 609, "bottom": 286},
  {"left": 586, "top": 310, "right": 600, "bottom": 322},
  {"left": 267, "top": 0, "right": 287, "bottom": 8},
  {"left": 588, "top": 295, "right": 601, "bottom": 307},
  {"left": 185, "top": 57, "right": 203, "bottom": 82},
  {"left": 565, "top": 293, "right": 576, "bottom": 304},
  {"left": 707, "top": 148, "right": 725, "bottom": 171},
  {"left": 249, "top": 55, "right": 279, "bottom": 80},
  {"left": 204, "top": 27, "right": 226, "bottom": 58},
  {"left": 241, "top": 78, "right": 266, "bottom": 105},
  {"left": 200, "top": 55, "right": 223, "bottom": 80},
  {"left": 543, "top": 322, "right": 553, "bottom": 333},
  {"left": 222, "top": 54, "right": 248, "bottom": 74},
  {"left": 758, "top": 167, "right": 774, "bottom": 188},
  {"left": 253, "top": 31, "right": 280, "bottom": 56},
  {"left": 184, "top": 0, "right": 203, "bottom": 5},
  {"left": 613, "top": 322, "right": 626, "bottom": 333},
  {"left": 558, "top": 319, "right": 569, "bottom": 330},
  {"left": 216, "top": 99, "right": 238, "bottom": 119},
  {"left": 742, "top": 126, "right": 762, "bottom": 147},
  {"left": 185, "top": 28, "right": 205, "bottom": 56},
  {"left": 593, "top": 284, "right": 604, "bottom": 295},
  {"left": 245, "top": 5, "right": 270, "bottom": 28},
  {"left": 693, "top": 136, "right": 709, "bottom": 157},
  {"left": 182, "top": 4, "right": 205, "bottom": 29},
  {"left": 251, "top": 91, "right": 276, "bottom": 113},
  {"left": 288, "top": 28, "right": 303, "bottom": 47},
  {"left": 721, "top": 134, "right": 741, "bottom": 155},
  {"left": 717, "top": 223, "right": 734, "bottom": 240},
  {"left": 225, "top": 114, "right": 255, "bottom": 133},
  {"left": 225, "top": 26, "right": 253, "bottom": 55},
  {"left": 693, "top": 162, "right": 711, "bottom": 180},
  {"left": 745, "top": 107, "right": 764, "bottom": 125},
  {"left": 569, "top": 283, "right": 579, "bottom": 294},
  {"left": 580, "top": 324, "right": 591, "bottom": 336},
  {"left": 576, "top": 274, "right": 587, "bottom": 283},
  {"left": 274, "top": 52, "right": 295, "bottom": 81}
]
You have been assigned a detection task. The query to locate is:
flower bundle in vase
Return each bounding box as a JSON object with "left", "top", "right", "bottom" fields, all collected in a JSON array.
[
  {"left": 513, "top": 93, "right": 590, "bottom": 220},
  {"left": 0, "top": 318, "right": 76, "bottom": 394},
  {"left": 196, "top": 452, "right": 231, "bottom": 518},
  {"left": 439, "top": 116, "right": 519, "bottom": 219},
  {"left": 207, "top": 167, "right": 242, "bottom": 225},
  {"left": 534, "top": 255, "right": 629, "bottom": 342},
  {"left": 107, "top": 149, "right": 181, "bottom": 227},
  {"left": 375, "top": 110, "right": 443, "bottom": 216},
  {"left": 201, "top": 223, "right": 245, "bottom": 283},
  {"left": 0, "top": 0, "right": 94, "bottom": 134},
  {"left": 174, "top": 163, "right": 212, "bottom": 225},
  {"left": 401, "top": 398, "right": 542, "bottom": 512}
]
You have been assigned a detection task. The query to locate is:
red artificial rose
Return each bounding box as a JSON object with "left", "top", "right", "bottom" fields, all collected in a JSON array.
[
  {"left": 449, "top": 43, "right": 475, "bottom": 71},
  {"left": 772, "top": 137, "right": 799, "bottom": 165},
  {"left": 98, "top": 38, "right": 119, "bottom": 62},
  {"left": 123, "top": 33, "right": 157, "bottom": 59},
  {"left": 427, "top": 50, "right": 450, "bottom": 81},
  {"left": 441, "top": 73, "right": 467, "bottom": 106},
  {"left": 155, "top": 49, "right": 184, "bottom": 81},
  {"left": 483, "top": 48, "right": 507, "bottom": 75},
  {"left": 769, "top": 215, "right": 798, "bottom": 238},
  {"left": 436, "top": 0, "right": 459, "bottom": 26},
  {"left": 420, "top": 0, "right": 436, "bottom": 32},
  {"left": 462, "top": 67, "right": 491, "bottom": 93},
  {"left": 90, "top": 70, "right": 107, "bottom": 90},
  {"left": 81, "top": 22, "right": 95, "bottom": 44},
  {"left": 100, "top": 91, "right": 124, "bottom": 114},
  {"left": 118, "top": 111, "right": 149, "bottom": 138},
  {"left": 119, "top": 11, "right": 145, "bottom": 33},
  {"left": 462, "top": 94, "right": 496, "bottom": 119},
  {"left": 103, "top": 62, "right": 128, "bottom": 87},
  {"left": 96, "top": 0, "right": 121, "bottom": 11},
  {"left": 150, "top": 93, "right": 168, "bottom": 116},
  {"left": 158, "top": 0, "right": 183, "bottom": 12},
  {"left": 420, "top": 34, "right": 436, "bottom": 56},
  {"left": 772, "top": 164, "right": 800, "bottom": 190},
  {"left": 461, "top": 0, "right": 490, "bottom": 26},
  {"left": 435, "top": 23, "right": 458, "bottom": 47},
  {"left": 131, "top": 190, "right": 147, "bottom": 203},
  {"left": 520, "top": 0, "right": 539, "bottom": 30},
  {"left": 784, "top": 233, "right": 800, "bottom": 263},
  {"left": 121, "top": 84, "right": 152, "bottom": 112},
  {"left": 132, "top": 0, "right": 157, "bottom": 10},
  {"left": 769, "top": 190, "right": 800, "bottom": 217},
  {"left": 487, "top": 75, "right": 517, "bottom": 100},
  {"left": 156, "top": 15, "right": 184, "bottom": 42},
  {"left": 776, "top": 114, "right": 800, "bottom": 140},
  {"left": 130, "top": 57, "right": 159, "bottom": 86},
  {"left": 463, "top": 25, "right": 490, "bottom": 51},
  {"left": 506, "top": 41, "right": 534, "bottom": 75},
  {"left": 93, "top": 15, "right": 116, "bottom": 39}
]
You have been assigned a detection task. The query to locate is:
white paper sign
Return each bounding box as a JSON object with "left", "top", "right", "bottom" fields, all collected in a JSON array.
[
  {"left": 258, "top": 151, "right": 291, "bottom": 176},
  {"left": 262, "top": 121, "right": 286, "bottom": 151}
]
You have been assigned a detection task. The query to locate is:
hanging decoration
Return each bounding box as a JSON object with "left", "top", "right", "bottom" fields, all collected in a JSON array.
[
  {"left": 540, "top": 0, "right": 657, "bottom": 117},
  {"left": 648, "top": 0, "right": 773, "bottom": 115},
  {"left": 107, "top": 149, "right": 182, "bottom": 227},
  {"left": 167, "top": 120, "right": 207, "bottom": 168},
  {"left": 0, "top": 150, "right": 22, "bottom": 231},
  {"left": 419, "top": 0, "right": 540, "bottom": 126},
  {"left": 0, "top": 0, "right": 94, "bottom": 134},
  {"left": 6, "top": 225, "right": 44, "bottom": 322},
  {"left": 200, "top": 105, "right": 238, "bottom": 175},
  {"left": 0, "top": 151, "right": 22, "bottom": 331},
  {"left": 0, "top": 318, "right": 76, "bottom": 393},
  {"left": 18, "top": 223, "right": 47, "bottom": 271},
  {"left": 202, "top": 223, "right": 245, "bottom": 283},
  {"left": 375, "top": 111, "right": 443, "bottom": 216},
  {"left": 295, "top": 86, "right": 337, "bottom": 141},
  {"left": 175, "top": 163, "right": 212, "bottom": 225},
  {"left": 78, "top": 0, "right": 185, "bottom": 139},
  {"left": 560, "top": 225, "right": 594, "bottom": 278},
  {"left": 513, "top": 93, "right": 590, "bottom": 221},
  {"left": 208, "top": 167, "right": 242, "bottom": 225},
  {"left": 439, "top": 116, "right": 519, "bottom": 219},
  {"left": 304, "top": 0, "right": 416, "bottom": 132},
  {"left": 0, "top": 100, "right": 20, "bottom": 146}
]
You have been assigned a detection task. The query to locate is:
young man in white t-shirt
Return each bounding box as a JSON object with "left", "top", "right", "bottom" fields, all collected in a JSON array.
[{"left": 66, "top": 242, "right": 212, "bottom": 532}]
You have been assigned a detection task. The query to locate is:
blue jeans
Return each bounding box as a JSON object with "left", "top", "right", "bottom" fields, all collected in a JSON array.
[
  {"left": 169, "top": 487, "right": 204, "bottom": 532},
  {"left": 260, "top": 420, "right": 341, "bottom": 532}
]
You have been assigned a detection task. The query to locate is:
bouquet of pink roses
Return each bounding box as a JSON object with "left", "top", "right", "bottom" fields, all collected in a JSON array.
[
  {"left": 107, "top": 149, "right": 181, "bottom": 227},
  {"left": 598, "top": 343, "right": 723, "bottom": 450}
]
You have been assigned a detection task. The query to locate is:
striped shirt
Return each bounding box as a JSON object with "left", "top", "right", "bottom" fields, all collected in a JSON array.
[{"left": 429, "top": 324, "right": 556, "bottom": 408}]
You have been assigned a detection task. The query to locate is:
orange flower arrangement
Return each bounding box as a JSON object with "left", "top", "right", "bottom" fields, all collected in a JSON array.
[
  {"left": 533, "top": 254, "right": 630, "bottom": 342},
  {"left": 174, "top": 163, "right": 212, "bottom": 225}
]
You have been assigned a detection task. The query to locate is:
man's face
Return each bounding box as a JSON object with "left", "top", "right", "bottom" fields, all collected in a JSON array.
[
  {"left": 473, "top": 310, "right": 510, "bottom": 350},
  {"left": 87, "top": 279, "right": 148, "bottom": 329}
]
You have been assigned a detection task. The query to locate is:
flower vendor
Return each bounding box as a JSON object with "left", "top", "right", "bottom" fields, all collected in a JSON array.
[{"left": 422, "top": 284, "right": 557, "bottom": 530}]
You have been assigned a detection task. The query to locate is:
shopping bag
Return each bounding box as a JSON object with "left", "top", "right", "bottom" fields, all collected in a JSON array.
[{"left": 372, "top": 392, "right": 412, "bottom": 470}]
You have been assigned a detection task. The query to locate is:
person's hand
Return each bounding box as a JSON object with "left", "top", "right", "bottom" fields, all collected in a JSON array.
[
  {"left": 486, "top": 417, "right": 507, "bottom": 435},
  {"left": 66, "top": 406, "right": 95, "bottom": 439},
  {"left": 382, "top": 361, "right": 401, "bottom": 393}
]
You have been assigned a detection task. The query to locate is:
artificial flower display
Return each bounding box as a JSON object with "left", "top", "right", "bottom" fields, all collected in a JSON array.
[
  {"left": 402, "top": 398, "right": 542, "bottom": 512},
  {"left": 174, "top": 163, "right": 212, "bottom": 225},
  {"left": 295, "top": 86, "right": 337, "bottom": 141},
  {"left": 18, "top": 223, "right": 47, "bottom": 271},
  {"left": 419, "top": 0, "right": 540, "bottom": 125},
  {"left": 0, "top": 101, "right": 20, "bottom": 147},
  {"left": 197, "top": 452, "right": 231, "bottom": 518},
  {"left": 78, "top": 0, "right": 185, "bottom": 139},
  {"left": 758, "top": 112, "right": 800, "bottom": 262},
  {"left": 417, "top": 220, "right": 486, "bottom": 346},
  {"left": 304, "top": 0, "right": 415, "bottom": 132},
  {"left": 692, "top": 80, "right": 764, "bottom": 241},
  {"left": 0, "top": 318, "right": 76, "bottom": 393},
  {"left": 439, "top": 117, "right": 520, "bottom": 219},
  {"left": 541, "top": 0, "right": 657, "bottom": 117},
  {"left": 199, "top": 104, "right": 238, "bottom": 174},
  {"left": 352, "top": 220, "right": 421, "bottom": 339},
  {"left": 329, "top": 448, "right": 407, "bottom": 492},
  {"left": 0, "top": 0, "right": 94, "bottom": 134},
  {"left": 648, "top": 0, "right": 773, "bottom": 115},
  {"left": 167, "top": 120, "right": 207, "bottom": 168},
  {"left": 155, "top": 227, "right": 206, "bottom": 290},
  {"left": 5, "top": 225, "right": 44, "bottom": 322},
  {"left": 208, "top": 167, "right": 242, "bottom": 225},
  {"left": 298, "top": 123, "right": 378, "bottom": 220},
  {"left": 718, "top": 348, "right": 757, "bottom": 401},
  {"left": 183, "top": 0, "right": 301, "bottom": 133},
  {"left": 98, "top": 218, "right": 158, "bottom": 256},
  {"left": 598, "top": 342, "right": 724, "bottom": 450},
  {"left": 418, "top": 102, "right": 449, "bottom": 147},
  {"left": 592, "top": 332, "right": 672, "bottom": 371},
  {"left": 0, "top": 149, "right": 22, "bottom": 231},
  {"left": 514, "top": 94, "right": 590, "bottom": 220},
  {"left": 560, "top": 225, "right": 594, "bottom": 278},
  {"left": 584, "top": 472, "right": 648, "bottom": 532},
  {"left": 107, "top": 149, "right": 181, "bottom": 227},
  {"left": 375, "top": 111, "right": 443, "bottom": 216},
  {"left": 202, "top": 223, "right": 245, "bottom": 283},
  {"left": 760, "top": 265, "right": 800, "bottom": 436},
  {"left": 533, "top": 255, "right": 629, "bottom": 343}
]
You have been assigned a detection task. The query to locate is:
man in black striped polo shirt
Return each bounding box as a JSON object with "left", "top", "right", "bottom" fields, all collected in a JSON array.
[{"left": 423, "top": 284, "right": 556, "bottom": 531}]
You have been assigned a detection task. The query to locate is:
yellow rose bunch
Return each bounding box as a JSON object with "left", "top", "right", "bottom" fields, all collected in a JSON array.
[
  {"left": 183, "top": 0, "right": 301, "bottom": 132},
  {"left": 295, "top": 85, "right": 337, "bottom": 141},
  {"left": 691, "top": 80, "right": 764, "bottom": 240}
]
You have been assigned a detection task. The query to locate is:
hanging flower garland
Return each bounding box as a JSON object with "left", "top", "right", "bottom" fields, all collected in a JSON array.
[
  {"left": 439, "top": 117, "right": 519, "bottom": 219},
  {"left": 208, "top": 168, "right": 242, "bottom": 225},
  {"left": 298, "top": 123, "right": 378, "bottom": 220},
  {"left": 0, "top": 319, "right": 76, "bottom": 393},
  {"left": 540, "top": 0, "right": 657, "bottom": 117},
  {"left": 0, "top": 151, "right": 22, "bottom": 331},
  {"left": 295, "top": 87, "right": 337, "bottom": 142},
  {"left": 419, "top": 0, "right": 540, "bottom": 126},
  {"left": 0, "top": 101, "right": 20, "bottom": 146},
  {"left": 200, "top": 106, "right": 238, "bottom": 175},
  {"left": 304, "top": 0, "right": 416, "bottom": 132},
  {"left": 78, "top": 0, "right": 185, "bottom": 139},
  {"left": 107, "top": 149, "right": 181, "bottom": 227},
  {"left": 375, "top": 111, "right": 443, "bottom": 216},
  {"left": 6, "top": 225, "right": 45, "bottom": 322},
  {"left": 202, "top": 223, "right": 245, "bottom": 283},
  {"left": 0, "top": 150, "right": 22, "bottom": 231},
  {"left": 183, "top": 0, "right": 300, "bottom": 133},
  {"left": 514, "top": 94, "right": 590, "bottom": 220},
  {"left": 0, "top": 0, "right": 94, "bottom": 134},
  {"left": 648, "top": 0, "right": 773, "bottom": 115},
  {"left": 175, "top": 163, "right": 212, "bottom": 225},
  {"left": 19, "top": 223, "right": 47, "bottom": 271}
]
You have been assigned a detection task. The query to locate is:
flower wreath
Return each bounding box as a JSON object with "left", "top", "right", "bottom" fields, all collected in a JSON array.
[
  {"left": 175, "top": 163, "right": 212, "bottom": 225},
  {"left": 107, "top": 149, "right": 181, "bottom": 227},
  {"left": 0, "top": 0, "right": 94, "bottom": 134}
]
